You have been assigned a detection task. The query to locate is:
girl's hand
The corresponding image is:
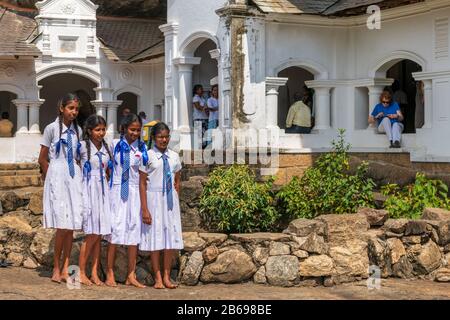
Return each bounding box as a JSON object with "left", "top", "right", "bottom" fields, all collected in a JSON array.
[{"left": 142, "top": 209, "right": 152, "bottom": 225}]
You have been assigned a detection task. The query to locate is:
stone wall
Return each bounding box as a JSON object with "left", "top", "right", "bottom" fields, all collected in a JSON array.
[{"left": 1, "top": 186, "right": 449, "bottom": 286}]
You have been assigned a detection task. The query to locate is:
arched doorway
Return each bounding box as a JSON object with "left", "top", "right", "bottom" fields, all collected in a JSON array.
[
  {"left": 39, "top": 74, "right": 97, "bottom": 130},
  {"left": 277, "top": 67, "right": 314, "bottom": 129},
  {"left": 117, "top": 92, "right": 138, "bottom": 130},
  {"left": 385, "top": 60, "right": 423, "bottom": 133},
  {"left": 0, "top": 91, "right": 18, "bottom": 136}
]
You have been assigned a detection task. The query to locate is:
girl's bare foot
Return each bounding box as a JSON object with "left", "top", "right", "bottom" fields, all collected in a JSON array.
[
  {"left": 105, "top": 270, "right": 117, "bottom": 287},
  {"left": 51, "top": 269, "right": 61, "bottom": 283},
  {"left": 125, "top": 275, "right": 146, "bottom": 288},
  {"left": 153, "top": 281, "right": 165, "bottom": 289},
  {"left": 60, "top": 272, "right": 70, "bottom": 283},
  {"left": 91, "top": 276, "right": 104, "bottom": 286},
  {"left": 163, "top": 278, "right": 178, "bottom": 289},
  {"left": 80, "top": 273, "right": 93, "bottom": 286}
]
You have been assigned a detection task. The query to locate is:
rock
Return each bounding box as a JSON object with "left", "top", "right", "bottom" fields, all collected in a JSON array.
[
  {"left": 0, "top": 216, "right": 35, "bottom": 259},
  {"left": 23, "top": 256, "right": 39, "bottom": 269},
  {"left": 183, "top": 232, "right": 207, "bottom": 252},
  {"left": 385, "top": 231, "right": 403, "bottom": 238},
  {"left": 444, "top": 253, "right": 450, "bottom": 266},
  {"left": 293, "top": 233, "right": 329, "bottom": 255},
  {"left": 386, "top": 238, "right": 406, "bottom": 264},
  {"left": 404, "top": 220, "right": 431, "bottom": 236},
  {"left": 198, "top": 233, "right": 228, "bottom": 246},
  {"left": 365, "top": 160, "right": 417, "bottom": 187},
  {"left": 415, "top": 241, "right": 442, "bottom": 274},
  {"left": 0, "top": 191, "right": 25, "bottom": 212},
  {"left": 422, "top": 208, "right": 450, "bottom": 221},
  {"left": 297, "top": 277, "right": 323, "bottom": 287},
  {"left": 181, "top": 251, "right": 204, "bottom": 285},
  {"left": 292, "top": 250, "right": 309, "bottom": 259},
  {"left": 3, "top": 210, "right": 40, "bottom": 229},
  {"left": 180, "top": 176, "right": 204, "bottom": 205},
  {"left": 28, "top": 189, "right": 43, "bottom": 215},
  {"left": 392, "top": 256, "right": 414, "bottom": 279},
  {"left": 402, "top": 236, "right": 422, "bottom": 245},
  {"left": 445, "top": 244, "right": 450, "bottom": 253},
  {"left": 434, "top": 268, "right": 450, "bottom": 282},
  {"left": 136, "top": 265, "right": 154, "bottom": 286},
  {"left": 252, "top": 247, "right": 269, "bottom": 265},
  {"left": 102, "top": 246, "right": 128, "bottom": 283},
  {"left": 367, "top": 236, "right": 392, "bottom": 278},
  {"left": 0, "top": 201, "right": 2, "bottom": 216},
  {"left": 357, "top": 208, "right": 388, "bottom": 226},
  {"left": 283, "top": 219, "right": 325, "bottom": 237},
  {"left": 202, "top": 246, "right": 219, "bottom": 263},
  {"left": 180, "top": 203, "right": 204, "bottom": 232},
  {"left": 229, "top": 233, "right": 290, "bottom": 244},
  {"left": 298, "top": 255, "right": 334, "bottom": 277},
  {"left": 69, "top": 241, "right": 81, "bottom": 266},
  {"left": 437, "top": 221, "right": 450, "bottom": 246},
  {"left": 200, "top": 250, "right": 256, "bottom": 283},
  {"left": 30, "top": 228, "right": 56, "bottom": 266},
  {"left": 7, "top": 251, "right": 24, "bottom": 267},
  {"left": 265, "top": 255, "right": 298, "bottom": 287},
  {"left": 323, "top": 277, "right": 334, "bottom": 287},
  {"left": 0, "top": 215, "right": 33, "bottom": 233},
  {"left": 373, "top": 192, "right": 387, "bottom": 209},
  {"left": 269, "top": 241, "right": 290, "bottom": 256},
  {"left": 329, "top": 240, "right": 369, "bottom": 277},
  {"left": 315, "top": 214, "right": 369, "bottom": 245},
  {"left": 253, "top": 266, "right": 267, "bottom": 284},
  {"left": 384, "top": 219, "right": 409, "bottom": 234},
  {"left": 177, "top": 255, "right": 188, "bottom": 283}
]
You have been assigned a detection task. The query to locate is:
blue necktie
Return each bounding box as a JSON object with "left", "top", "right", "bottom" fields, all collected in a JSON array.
[
  {"left": 121, "top": 148, "right": 130, "bottom": 201},
  {"left": 97, "top": 153, "right": 105, "bottom": 196},
  {"left": 66, "top": 129, "right": 75, "bottom": 178},
  {"left": 162, "top": 153, "right": 173, "bottom": 211}
]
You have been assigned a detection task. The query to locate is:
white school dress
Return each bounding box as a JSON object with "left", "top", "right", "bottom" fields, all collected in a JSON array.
[
  {"left": 80, "top": 140, "right": 112, "bottom": 236},
  {"left": 139, "top": 147, "right": 184, "bottom": 251},
  {"left": 106, "top": 138, "right": 144, "bottom": 246},
  {"left": 41, "top": 117, "right": 83, "bottom": 230}
]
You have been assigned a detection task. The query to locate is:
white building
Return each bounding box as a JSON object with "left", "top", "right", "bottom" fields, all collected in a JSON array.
[{"left": 1, "top": 0, "right": 450, "bottom": 166}]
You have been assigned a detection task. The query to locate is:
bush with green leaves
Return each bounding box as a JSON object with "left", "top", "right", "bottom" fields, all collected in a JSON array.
[
  {"left": 381, "top": 173, "right": 450, "bottom": 219},
  {"left": 199, "top": 164, "right": 279, "bottom": 233},
  {"left": 276, "top": 129, "right": 376, "bottom": 219}
]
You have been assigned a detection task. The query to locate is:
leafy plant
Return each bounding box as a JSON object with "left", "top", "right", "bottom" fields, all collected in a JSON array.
[
  {"left": 199, "top": 164, "right": 279, "bottom": 233},
  {"left": 381, "top": 173, "right": 450, "bottom": 219},
  {"left": 277, "top": 129, "right": 375, "bottom": 219}
]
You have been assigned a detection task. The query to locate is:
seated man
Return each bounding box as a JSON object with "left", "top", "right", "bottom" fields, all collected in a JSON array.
[
  {"left": 369, "top": 91, "right": 404, "bottom": 148},
  {"left": 285, "top": 93, "right": 312, "bottom": 134},
  {"left": 0, "top": 112, "right": 14, "bottom": 137}
]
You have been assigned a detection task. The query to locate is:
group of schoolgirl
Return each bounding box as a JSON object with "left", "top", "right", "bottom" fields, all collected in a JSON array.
[{"left": 38, "top": 93, "right": 183, "bottom": 289}]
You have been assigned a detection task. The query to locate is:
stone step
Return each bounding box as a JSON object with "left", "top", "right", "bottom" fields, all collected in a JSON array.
[
  {"left": 0, "top": 163, "right": 39, "bottom": 171},
  {"left": 0, "top": 169, "right": 41, "bottom": 177},
  {"left": 0, "top": 175, "right": 42, "bottom": 190}
]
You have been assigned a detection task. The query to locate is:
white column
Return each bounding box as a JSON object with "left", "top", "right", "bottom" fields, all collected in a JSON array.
[
  {"left": 367, "top": 86, "right": 385, "bottom": 129},
  {"left": 12, "top": 100, "right": 29, "bottom": 134},
  {"left": 106, "top": 102, "right": 122, "bottom": 135},
  {"left": 92, "top": 101, "right": 108, "bottom": 118},
  {"left": 265, "top": 77, "right": 288, "bottom": 129},
  {"left": 313, "top": 87, "right": 332, "bottom": 130},
  {"left": 28, "top": 101, "right": 44, "bottom": 134},
  {"left": 422, "top": 79, "right": 432, "bottom": 129}
]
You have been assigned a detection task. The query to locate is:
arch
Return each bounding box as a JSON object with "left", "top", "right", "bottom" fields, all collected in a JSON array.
[
  {"left": 0, "top": 84, "right": 25, "bottom": 99},
  {"left": 113, "top": 85, "right": 143, "bottom": 100},
  {"left": 370, "top": 51, "right": 427, "bottom": 78},
  {"left": 273, "top": 58, "right": 329, "bottom": 80},
  {"left": 37, "top": 63, "right": 101, "bottom": 85},
  {"left": 179, "top": 31, "right": 219, "bottom": 57}
]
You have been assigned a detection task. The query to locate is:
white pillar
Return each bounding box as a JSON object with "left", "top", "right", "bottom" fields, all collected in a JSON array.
[
  {"left": 28, "top": 101, "right": 44, "bottom": 134},
  {"left": 265, "top": 77, "right": 288, "bottom": 129},
  {"left": 12, "top": 100, "right": 28, "bottom": 134},
  {"left": 367, "top": 86, "right": 384, "bottom": 129},
  {"left": 313, "top": 87, "right": 332, "bottom": 130},
  {"left": 106, "top": 102, "right": 121, "bottom": 135},
  {"left": 422, "top": 79, "right": 432, "bottom": 129},
  {"left": 92, "top": 101, "right": 108, "bottom": 119}
]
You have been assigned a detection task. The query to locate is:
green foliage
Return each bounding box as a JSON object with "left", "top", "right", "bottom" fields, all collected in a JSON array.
[
  {"left": 381, "top": 173, "right": 450, "bottom": 219},
  {"left": 277, "top": 129, "right": 376, "bottom": 219},
  {"left": 199, "top": 164, "right": 279, "bottom": 233}
]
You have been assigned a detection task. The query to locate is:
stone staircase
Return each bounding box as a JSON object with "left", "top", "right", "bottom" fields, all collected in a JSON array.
[{"left": 0, "top": 163, "right": 42, "bottom": 190}]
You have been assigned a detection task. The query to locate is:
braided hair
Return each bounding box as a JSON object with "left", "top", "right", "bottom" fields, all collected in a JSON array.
[
  {"left": 148, "top": 122, "right": 170, "bottom": 150},
  {"left": 58, "top": 93, "right": 80, "bottom": 146},
  {"left": 83, "top": 114, "right": 112, "bottom": 162}
]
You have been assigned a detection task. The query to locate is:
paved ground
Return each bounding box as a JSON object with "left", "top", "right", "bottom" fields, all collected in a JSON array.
[{"left": 0, "top": 268, "right": 448, "bottom": 300}]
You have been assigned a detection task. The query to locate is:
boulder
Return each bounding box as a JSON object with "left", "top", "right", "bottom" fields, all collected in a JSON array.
[
  {"left": 415, "top": 241, "right": 442, "bottom": 274},
  {"left": 202, "top": 246, "right": 219, "bottom": 263},
  {"left": 329, "top": 240, "right": 369, "bottom": 277},
  {"left": 30, "top": 228, "right": 56, "bottom": 266},
  {"left": 183, "top": 232, "right": 207, "bottom": 252},
  {"left": 292, "top": 250, "right": 309, "bottom": 259},
  {"left": 23, "top": 256, "right": 39, "bottom": 269},
  {"left": 0, "top": 215, "right": 33, "bottom": 233},
  {"left": 386, "top": 238, "right": 406, "bottom": 264},
  {"left": 367, "top": 236, "right": 392, "bottom": 278},
  {"left": 445, "top": 244, "right": 450, "bottom": 253},
  {"left": 283, "top": 219, "right": 325, "bottom": 237},
  {"left": 198, "top": 233, "right": 228, "bottom": 246},
  {"left": 180, "top": 203, "right": 204, "bottom": 232},
  {"left": 293, "top": 233, "right": 329, "bottom": 255},
  {"left": 392, "top": 255, "right": 414, "bottom": 279},
  {"left": 298, "top": 255, "right": 334, "bottom": 277},
  {"left": 253, "top": 266, "right": 267, "bottom": 284},
  {"left": 135, "top": 265, "right": 154, "bottom": 286},
  {"left": 421, "top": 208, "right": 450, "bottom": 221},
  {"left": 181, "top": 251, "right": 204, "bottom": 286},
  {"left": 180, "top": 176, "right": 204, "bottom": 205},
  {"left": 200, "top": 249, "right": 256, "bottom": 283},
  {"left": 365, "top": 160, "right": 416, "bottom": 187},
  {"left": 402, "top": 236, "right": 422, "bottom": 245},
  {"left": 404, "top": 220, "right": 431, "bottom": 236},
  {"left": 7, "top": 251, "right": 25, "bottom": 267},
  {"left": 28, "top": 189, "right": 43, "bottom": 215},
  {"left": 268, "top": 241, "right": 290, "bottom": 256},
  {"left": 252, "top": 246, "right": 269, "bottom": 265},
  {"left": 0, "top": 216, "right": 35, "bottom": 257},
  {"left": 437, "top": 221, "right": 450, "bottom": 246},
  {"left": 373, "top": 192, "right": 387, "bottom": 209},
  {"left": 357, "top": 208, "right": 388, "bottom": 226},
  {"left": 229, "top": 233, "right": 290, "bottom": 244},
  {"left": 434, "top": 268, "right": 450, "bottom": 282},
  {"left": 265, "top": 255, "right": 299, "bottom": 287},
  {"left": 383, "top": 219, "right": 409, "bottom": 234},
  {"left": 315, "top": 214, "right": 369, "bottom": 245},
  {"left": 0, "top": 191, "right": 26, "bottom": 212}
]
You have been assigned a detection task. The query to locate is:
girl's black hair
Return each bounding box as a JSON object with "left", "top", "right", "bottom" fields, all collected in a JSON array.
[
  {"left": 119, "top": 113, "right": 146, "bottom": 149},
  {"left": 148, "top": 122, "right": 170, "bottom": 149},
  {"left": 193, "top": 84, "right": 203, "bottom": 97},
  {"left": 58, "top": 92, "right": 80, "bottom": 148},
  {"left": 83, "top": 114, "right": 112, "bottom": 162}
]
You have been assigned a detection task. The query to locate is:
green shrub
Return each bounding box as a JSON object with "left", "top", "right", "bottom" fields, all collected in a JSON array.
[
  {"left": 276, "top": 129, "right": 375, "bottom": 219},
  {"left": 381, "top": 173, "right": 450, "bottom": 219},
  {"left": 199, "top": 164, "right": 279, "bottom": 233}
]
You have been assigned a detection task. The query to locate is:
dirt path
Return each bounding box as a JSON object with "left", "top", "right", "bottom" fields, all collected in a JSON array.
[{"left": 0, "top": 268, "right": 449, "bottom": 300}]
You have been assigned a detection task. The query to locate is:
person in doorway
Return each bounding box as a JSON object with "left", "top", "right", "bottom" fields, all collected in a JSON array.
[
  {"left": 369, "top": 90, "right": 404, "bottom": 148},
  {"left": 138, "top": 111, "right": 149, "bottom": 125},
  {"left": 285, "top": 93, "right": 312, "bottom": 134},
  {"left": 192, "top": 84, "right": 209, "bottom": 149},
  {"left": 0, "top": 112, "right": 14, "bottom": 137},
  {"left": 118, "top": 107, "right": 132, "bottom": 132},
  {"left": 206, "top": 85, "right": 219, "bottom": 146}
]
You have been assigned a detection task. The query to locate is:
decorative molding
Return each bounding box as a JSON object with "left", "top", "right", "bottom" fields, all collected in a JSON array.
[
  {"left": 435, "top": 17, "right": 449, "bottom": 60},
  {"left": 159, "top": 23, "right": 180, "bottom": 36},
  {"left": 173, "top": 57, "right": 202, "bottom": 66},
  {"left": 119, "top": 67, "right": 135, "bottom": 82},
  {"left": 413, "top": 70, "right": 450, "bottom": 81},
  {"left": 0, "top": 64, "right": 16, "bottom": 78},
  {"left": 265, "top": 77, "right": 288, "bottom": 91},
  {"left": 60, "top": 2, "right": 76, "bottom": 15}
]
